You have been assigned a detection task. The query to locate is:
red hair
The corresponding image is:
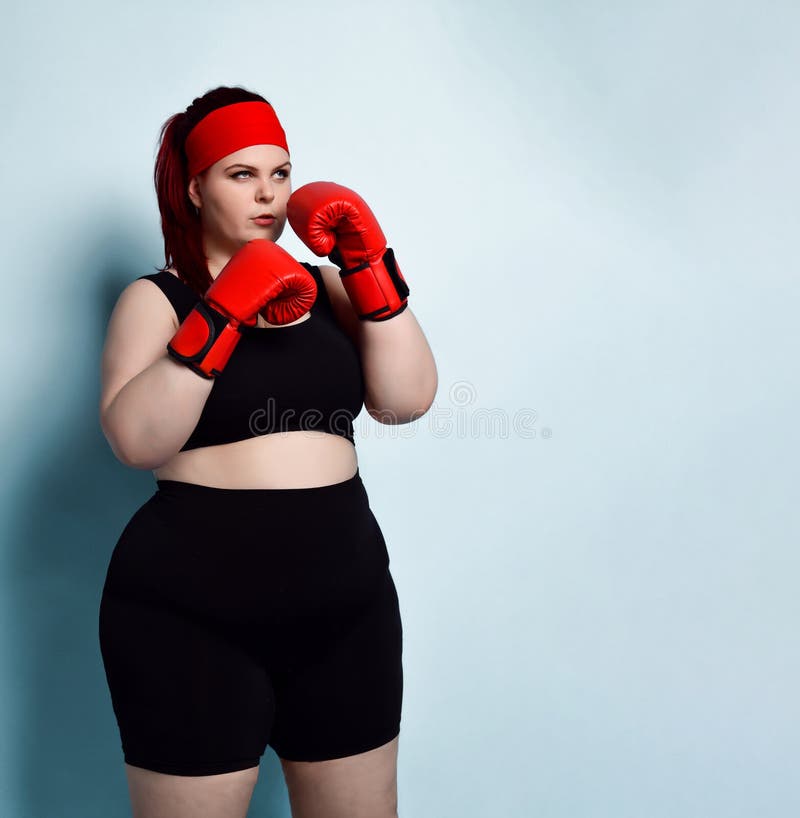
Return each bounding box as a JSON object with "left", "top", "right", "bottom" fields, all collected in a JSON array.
[{"left": 152, "top": 86, "right": 272, "bottom": 297}]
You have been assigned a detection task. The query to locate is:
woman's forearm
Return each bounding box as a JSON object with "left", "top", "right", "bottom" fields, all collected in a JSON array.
[
  {"left": 357, "top": 307, "right": 438, "bottom": 423},
  {"left": 101, "top": 355, "right": 214, "bottom": 469}
]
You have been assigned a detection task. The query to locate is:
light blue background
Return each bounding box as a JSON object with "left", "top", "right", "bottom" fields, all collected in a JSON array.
[{"left": 2, "top": 1, "right": 798, "bottom": 816}]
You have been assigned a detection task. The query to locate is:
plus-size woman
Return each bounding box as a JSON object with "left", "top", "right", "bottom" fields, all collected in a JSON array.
[{"left": 97, "top": 85, "right": 437, "bottom": 818}]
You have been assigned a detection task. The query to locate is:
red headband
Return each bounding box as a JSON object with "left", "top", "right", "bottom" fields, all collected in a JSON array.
[{"left": 185, "top": 100, "right": 289, "bottom": 178}]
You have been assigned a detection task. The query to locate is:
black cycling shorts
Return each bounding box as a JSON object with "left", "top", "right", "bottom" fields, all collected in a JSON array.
[{"left": 98, "top": 468, "right": 403, "bottom": 776}]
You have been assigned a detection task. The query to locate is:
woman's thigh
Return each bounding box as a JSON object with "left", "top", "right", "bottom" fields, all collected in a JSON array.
[
  {"left": 268, "top": 566, "right": 403, "bottom": 763},
  {"left": 280, "top": 734, "right": 399, "bottom": 818},
  {"left": 99, "top": 589, "right": 276, "bottom": 776},
  {"left": 124, "top": 763, "right": 259, "bottom": 818}
]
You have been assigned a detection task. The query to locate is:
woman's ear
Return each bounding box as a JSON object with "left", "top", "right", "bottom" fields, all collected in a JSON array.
[{"left": 187, "top": 177, "right": 202, "bottom": 209}]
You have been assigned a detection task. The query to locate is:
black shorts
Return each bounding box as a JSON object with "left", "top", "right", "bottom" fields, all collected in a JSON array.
[{"left": 98, "top": 468, "right": 403, "bottom": 776}]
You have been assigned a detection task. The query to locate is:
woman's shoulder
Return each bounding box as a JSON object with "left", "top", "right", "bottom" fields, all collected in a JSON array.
[
  {"left": 104, "top": 274, "right": 181, "bottom": 355},
  {"left": 133, "top": 267, "right": 201, "bottom": 325}
]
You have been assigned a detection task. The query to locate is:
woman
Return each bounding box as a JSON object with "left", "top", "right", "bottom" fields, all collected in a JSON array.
[{"left": 98, "top": 85, "right": 437, "bottom": 818}]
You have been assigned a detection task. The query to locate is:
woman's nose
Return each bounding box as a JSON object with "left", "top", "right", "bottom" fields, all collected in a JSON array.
[{"left": 256, "top": 180, "right": 275, "bottom": 201}]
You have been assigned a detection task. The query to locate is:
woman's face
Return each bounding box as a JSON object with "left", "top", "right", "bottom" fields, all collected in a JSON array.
[{"left": 187, "top": 143, "right": 292, "bottom": 261}]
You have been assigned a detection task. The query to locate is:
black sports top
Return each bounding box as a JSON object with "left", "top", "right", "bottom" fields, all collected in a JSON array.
[{"left": 137, "top": 264, "right": 365, "bottom": 451}]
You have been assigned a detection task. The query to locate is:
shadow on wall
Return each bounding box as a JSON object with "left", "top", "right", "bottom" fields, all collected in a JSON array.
[{"left": 2, "top": 225, "right": 292, "bottom": 817}]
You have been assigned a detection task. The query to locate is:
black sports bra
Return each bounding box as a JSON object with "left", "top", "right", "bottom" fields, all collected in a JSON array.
[{"left": 136, "top": 264, "right": 365, "bottom": 451}]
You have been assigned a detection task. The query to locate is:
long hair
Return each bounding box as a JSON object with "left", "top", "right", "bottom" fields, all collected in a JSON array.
[{"left": 152, "top": 86, "right": 271, "bottom": 296}]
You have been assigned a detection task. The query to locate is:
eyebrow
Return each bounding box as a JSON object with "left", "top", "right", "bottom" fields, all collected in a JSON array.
[{"left": 224, "top": 161, "right": 292, "bottom": 172}]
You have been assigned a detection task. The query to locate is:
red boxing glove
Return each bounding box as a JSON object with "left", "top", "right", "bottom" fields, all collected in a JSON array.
[
  {"left": 167, "top": 239, "right": 317, "bottom": 379},
  {"left": 286, "top": 181, "right": 410, "bottom": 321}
]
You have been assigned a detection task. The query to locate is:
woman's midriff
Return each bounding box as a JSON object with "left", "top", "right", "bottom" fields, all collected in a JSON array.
[{"left": 152, "top": 430, "right": 359, "bottom": 489}]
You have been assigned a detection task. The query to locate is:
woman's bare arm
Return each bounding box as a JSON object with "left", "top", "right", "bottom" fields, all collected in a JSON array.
[
  {"left": 99, "top": 279, "right": 214, "bottom": 469},
  {"left": 318, "top": 264, "right": 438, "bottom": 423}
]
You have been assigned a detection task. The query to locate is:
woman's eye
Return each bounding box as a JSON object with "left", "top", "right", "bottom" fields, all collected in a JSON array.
[{"left": 230, "top": 169, "right": 290, "bottom": 180}]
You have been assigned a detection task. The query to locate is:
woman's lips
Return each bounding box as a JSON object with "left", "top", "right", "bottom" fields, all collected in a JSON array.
[{"left": 253, "top": 217, "right": 275, "bottom": 226}]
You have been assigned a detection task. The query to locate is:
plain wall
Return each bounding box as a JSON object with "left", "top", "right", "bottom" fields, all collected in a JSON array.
[{"left": 1, "top": 1, "right": 798, "bottom": 816}]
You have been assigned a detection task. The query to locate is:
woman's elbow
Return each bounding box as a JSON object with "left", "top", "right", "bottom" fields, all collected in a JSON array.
[
  {"left": 102, "top": 428, "right": 147, "bottom": 470},
  {"left": 366, "top": 396, "right": 436, "bottom": 425},
  {"left": 100, "top": 412, "right": 161, "bottom": 470}
]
